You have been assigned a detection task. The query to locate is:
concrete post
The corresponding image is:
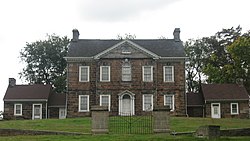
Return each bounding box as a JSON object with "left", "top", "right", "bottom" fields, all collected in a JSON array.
[
  {"left": 91, "top": 106, "right": 109, "bottom": 134},
  {"left": 153, "top": 106, "right": 170, "bottom": 133},
  {"left": 195, "top": 125, "right": 220, "bottom": 139}
]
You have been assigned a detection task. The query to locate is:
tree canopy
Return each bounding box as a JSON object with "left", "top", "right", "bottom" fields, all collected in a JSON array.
[
  {"left": 185, "top": 26, "right": 250, "bottom": 93},
  {"left": 19, "top": 34, "right": 70, "bottom": 93}
]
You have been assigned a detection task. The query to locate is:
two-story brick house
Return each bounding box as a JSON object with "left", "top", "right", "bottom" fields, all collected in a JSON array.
[{"left": 65, "top": 28, "right": 186, "bottom": 117}]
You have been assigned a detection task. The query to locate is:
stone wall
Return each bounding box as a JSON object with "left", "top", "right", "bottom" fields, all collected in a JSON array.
[
  {"left": 67, "top": 58, "right": 186, "bottom": 117},
  {"left": 205, "top": 101, "right": 249, "bottom": 118},
  {"left": 220, "top": 128, "right": 250, "bottom": 136},
  {"left": 4, "top": 101, "right": 47, "bottom": 120},
  {"left": 0, "top": 129, "right": 85, "bottom": 136}
]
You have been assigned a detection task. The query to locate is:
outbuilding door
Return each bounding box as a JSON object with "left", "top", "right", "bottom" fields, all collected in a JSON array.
[
  {"left": 59, "top": 108, "right": 66, "bottom": 119},
  {"left": 211, "top": 103, "right": 221, "bottom": 118},
  {"left": 32, "top": 104, "right": 42, "bottom": 120}
]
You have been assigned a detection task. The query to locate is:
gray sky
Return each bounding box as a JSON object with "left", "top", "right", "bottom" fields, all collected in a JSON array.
[{"left": 0, "top": 0, "right": 250, "bottom": 111}]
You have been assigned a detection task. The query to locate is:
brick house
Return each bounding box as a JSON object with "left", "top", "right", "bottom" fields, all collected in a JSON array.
[
  {"left": 187, "top": 84, "right": 249, "bottom": 118},
  {"left": 65, "top": 28, "right": 186, "bottom": 117},
  {"left": 3, "top": 78, "right": 66, "bottom": 120}
]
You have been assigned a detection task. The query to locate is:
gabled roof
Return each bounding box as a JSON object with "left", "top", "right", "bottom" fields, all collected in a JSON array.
[
  {"left": 187, "top": 92, "right": 204, "bottom": 106},
  {"left": 48, "top": 93, "right": 66, "bottom": 107},
  {"left": 3, "top": 84, "right": 52, "bottom": 101},
  {"left": 66, "top": 39, "right": 185, "bottom": 58},
  {"left": 201, "top": 84, "right": 249, "bottom": 101}
]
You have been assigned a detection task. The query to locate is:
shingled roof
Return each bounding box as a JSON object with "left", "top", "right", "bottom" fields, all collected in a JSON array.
[
  {"left": 187, "top": 92, "right": 204, "bottom": 106},
  {"left": 48, "top": 93, "right": 66, "bottom": 107},
  {"left": 3, "top": 84, "right": 52, "bottom": 101},
  {"left": 66, "top": 29, "right": 185, "bottom": 58},
  {"left": 201, "top": 84, "right": 249, "bottom": 101}
]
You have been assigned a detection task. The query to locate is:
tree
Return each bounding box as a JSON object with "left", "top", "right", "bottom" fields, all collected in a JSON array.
[
  {"left": 185, "top": 39, "right": 208, "bottom": 92},
  {"left": 227, "top": 32, "right": 250, "bottom": 92},
  {"left": 202, "top": 26, "right": 242, "bottom": 84},
  {"left": 117, "top": 33, "right": 136, "bottom": 40},
  {"left": 20, "top": 34, "right": 70, "bottom": 93}
]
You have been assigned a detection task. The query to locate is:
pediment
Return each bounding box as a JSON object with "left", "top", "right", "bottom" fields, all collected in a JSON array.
[{"left": 94, "top": 40, "right": 159, "bottom": 59}]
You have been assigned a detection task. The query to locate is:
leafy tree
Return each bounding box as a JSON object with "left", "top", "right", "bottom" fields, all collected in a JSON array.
[
  {"left": 117, "top": 33, "right": 136, "bottom": 39},
  {"left": 20, "top": 34, "right": 70, "bottom": 93},
  {"left": 227, "top": 32, "right": 250, "bottom": 92},
  {"left": 185, "top": 39, "right": 208, "bottom": 92},
  {"left": 202, "top": 26, "right": 242, "bottom": 84}
]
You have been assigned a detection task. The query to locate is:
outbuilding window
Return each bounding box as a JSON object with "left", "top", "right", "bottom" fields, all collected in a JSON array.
[
  {"left": 231, "top": 103, "right": 239, "bottom": 115},
  {"left": 14, "top": 104, "right": 22, "bottom": 116}
]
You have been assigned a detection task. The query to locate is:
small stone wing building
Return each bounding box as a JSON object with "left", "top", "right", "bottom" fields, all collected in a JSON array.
[
  {"left": 3, "top": 78, "right": 52, "bottom": 120},
  {"left": 187, "top": 92, "right": 204, "bottom": 117},
  {"left": 202, "top": 84, "right": 249, "bottom": 118},
  {"left": 48, "top": 93, "right": 66, "bottom": 119},
  {"left": 65, "top": 28, "right": 187, "bottom": 117}
]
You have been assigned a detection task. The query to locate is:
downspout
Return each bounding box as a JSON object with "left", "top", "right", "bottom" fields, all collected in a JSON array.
[
  {"left": 184, "top": 58, "right": 188, "bottom": 117},
  {"left": 65, "top": 63, "right": 69, "bottom": 118},
  {"left": 45, "top": 100, "right": 48, "bottom": 119},
  {"left": 203, "top": 100, "right": 206, "bottom": 118}
]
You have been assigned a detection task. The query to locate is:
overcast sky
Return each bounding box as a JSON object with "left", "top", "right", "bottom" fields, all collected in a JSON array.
[{"left": 0, "top": 0, "right": 250, "bottom": 111}]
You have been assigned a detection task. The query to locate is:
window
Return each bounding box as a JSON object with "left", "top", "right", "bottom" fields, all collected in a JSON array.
[
  {"left": 164, "top": 66, "right": 174, "bottom": 82},
  {"left": 79, "top": 66, "right": 89, "bottom": 82},
  {"left": 164, "top": 95, "right": 175, "bottom": 111},
  {"left": 143, "top": 94, "right": 153, "bottom": 111},
  {"left": 122, "top": 65, "right": 131, "bottom": 81},
  {"left": 100, "top": 66, "right": 110, "bottom": 82},
  {"left": 79, "top": 95, "right": 89, "bottom": 112},
  {"left": 231, "top": 103, "right": 239, "bottom": 115},
  {"left": 143, "top": 66, "right": 153, "bottom": 82},
  {"left": 14, "top": 104, "right": 22, "bottom": 116},
  {"left": 100, "top": 95, "right": 111, "bottom": 111}
]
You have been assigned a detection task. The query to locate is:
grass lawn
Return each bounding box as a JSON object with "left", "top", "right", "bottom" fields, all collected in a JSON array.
[{"left": 0, "top": 117, "right": 250, "bottom": 141}]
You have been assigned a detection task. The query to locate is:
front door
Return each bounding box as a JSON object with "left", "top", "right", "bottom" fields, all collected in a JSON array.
[
  {"left": 122, "top": 95, "right": 131, "bottom": 115},
  {"left": 211, "top": 103, "right": 221, "bottom": 118},
  {"left": 59, "top": 108, "right": 66, "bottom": 119},
  {"left": 33, "top": 104, "right": 42, "bottom": 120}
]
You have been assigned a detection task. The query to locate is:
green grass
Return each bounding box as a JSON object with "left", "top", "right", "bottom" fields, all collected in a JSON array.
[
  {"left": 170, "top": 117, "right": 250, "bottom": 132},
  {"left": 0, "top": 117, "right": 250, "bottom": 140},
  {"left": 0, "top": 134, "right": 250, "bottom": 141},
  {"left": 0, "top": 117, "right": 91, "bottom": 133}
]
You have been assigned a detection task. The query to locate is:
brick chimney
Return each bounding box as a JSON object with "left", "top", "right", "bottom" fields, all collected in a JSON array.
[
  {"left": 72, "top": 29, "right": 79, "bottom": 42},
  {"left": 9, "top": 78, "right": 16, "bottom": 87},
  {"left": 173, "top": 28, "right": 180, "bottom": 42}
]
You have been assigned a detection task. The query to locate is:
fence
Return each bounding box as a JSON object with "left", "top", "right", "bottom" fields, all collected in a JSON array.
[
  {"left": 91, "top": 106, "right": 170, "bottom": 134},
  {"left": 109, "top": 112, "right": 153, "bottom": 134}
]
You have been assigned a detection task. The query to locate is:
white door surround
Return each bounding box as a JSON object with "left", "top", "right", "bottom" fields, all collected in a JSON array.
[
  {"left": 59, "top": 107, "right": 66, "bottom": 119},
  {"left": 211, "top": 103, "right": 221, "bottom": 118},
  {"left": 118, "top": 90, "right": 135, "bottom": 116},
  {"left": 32, "top": 104, "right": 42, "bottom": 120}
]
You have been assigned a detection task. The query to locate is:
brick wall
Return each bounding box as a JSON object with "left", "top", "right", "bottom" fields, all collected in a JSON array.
[{"left": 67, "top": 58, "right": 186, "bottom": 117}]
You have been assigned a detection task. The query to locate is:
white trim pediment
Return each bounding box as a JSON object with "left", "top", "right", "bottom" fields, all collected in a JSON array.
[
  {"left": 118, "top": 90, "right": 135, "bottom": 97},
  {"left": 94, "top": 40, "right": 160, "bottom": 59}
]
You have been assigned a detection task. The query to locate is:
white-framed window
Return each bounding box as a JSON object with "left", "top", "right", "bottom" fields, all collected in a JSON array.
[
  {"left": 143, "top": 94, "right": 153, "bottom": 111},
  {"left": 100, "top": 95, "right": 111, "bottom": 111},
  {"left": 164, "top": 94, "right": 175, "bottom": 111},
  {"left": 122, "top": 65, "right": 131, "bottom": 81},
  {"left": 14, "top": 104, "right": 22, "bottom": 116},
  {"left": 100, "top": 66, "right": 110, "bottom": 82},
  {"left": 143, "top": 66, "right": 153, "bottom": 82},
  {"left": 164, "top": 66, "right": 174, "bottom": 82},
  {"left": 79, "top": 95, "right": 89, "bottom": 112},
  {"left": 79, "top": 66, "right": 89, "bottom": 82},
  {"left": 231, "top": 103, "right": 239, "bottom": 115}
]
